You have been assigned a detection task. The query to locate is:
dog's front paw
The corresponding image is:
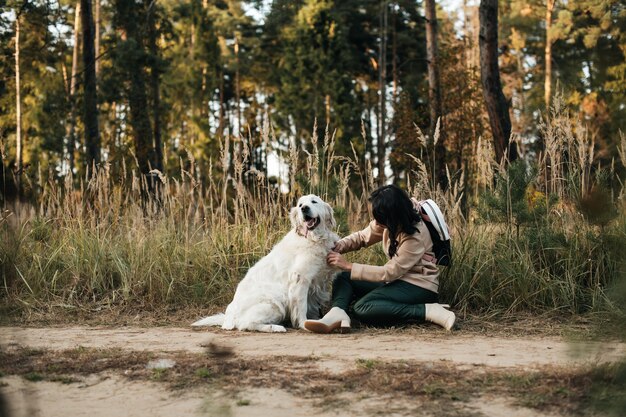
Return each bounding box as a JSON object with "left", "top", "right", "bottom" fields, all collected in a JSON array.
[{"left": 269, "top": 324, "right": 287, "bottom": 333}]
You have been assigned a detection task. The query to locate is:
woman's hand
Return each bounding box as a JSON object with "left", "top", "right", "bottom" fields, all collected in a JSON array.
[
  {"left": 327, "top": 251, "right": 353, "bottom": 271},
  {"left": 332, "top": 240, "right": 346, "bottom": 253}
]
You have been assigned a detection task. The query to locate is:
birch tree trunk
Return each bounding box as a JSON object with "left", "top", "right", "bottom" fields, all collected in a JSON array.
[
  {"left": 479, "top": 0, "right": 517, "bottom": 163},
  {"left": 377, "top": 0, "right": 388, "bottom": 185},
  {"left": 81, "top": 0, "right": 101, "bottom": 169},
  {"left": 392, "top": 8, "right": 397, "bottom": 104},
  {"left": 235, "top": 34, "right": 241, "bottom": 137},
  {"left": 218, "top": 69, "right": 225, "bottom": 138}
]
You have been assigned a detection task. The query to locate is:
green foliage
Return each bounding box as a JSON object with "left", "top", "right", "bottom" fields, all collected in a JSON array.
[
  {"left": 440, "top": 212, "right": 626, "bottom": 315},
  {"left": 501, "top": 0, "right": 626, "bottom": 159},
  {"left": 444, "top": 153, "right": 626, "bottom": 316},
  {"left": 479, "top": 160, "right": 549, "bottom": 232}
]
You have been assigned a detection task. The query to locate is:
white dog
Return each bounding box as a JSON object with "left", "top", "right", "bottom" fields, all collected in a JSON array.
[{"left": 191, "top": 195, "right": 339, "bottom": 332}]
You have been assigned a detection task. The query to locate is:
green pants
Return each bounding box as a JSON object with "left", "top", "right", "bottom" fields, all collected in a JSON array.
[{"left": 332, "top": 271, "right": 438, "bottom": 327}]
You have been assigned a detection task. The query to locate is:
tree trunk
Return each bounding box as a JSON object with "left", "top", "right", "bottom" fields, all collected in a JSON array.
[
  {"left": 325, "top": 94, "right": 331, "bottom": 128},
  {"left": 425, "top": 0, "right": 442, "bottom": 139},
  {"left": 544, "top": 0, "right": 555, "bottom": 111},
  {"left": 81, "top": 0, "right": 101, "bottom": 170},
  {"left": 15, "top": 12, "right": 22, "bottom": 193},
  {"left": 95, "top": 0, "right": 101, "bottom": 78},
  {"left": 201, "top": 0, "right": 209, "bottom": 119},
  {"left": 147, "top": 0, "right": 163, "bottom": 172},
  {"left": 377, "top": 0, "right": 388, "bottom": 185},
  {"left": 235, "top": 34, "right": 241, "bottom": 137},
  {"left": 218, "top": 69, "right": 225, "bottom": 138},
  {"left": 425, "top": 0, "right": 446, "bottom": 185},
  {"left": 392, "top": 7, "right": 397, "bottom": 104},
  {"left": 115, "top": 0, "right": 154, "bottom": 175},
  {"left": 479, "top": 0, "right": 517, "bottom": 163},
  {"left": 67, "top": 2, "right": 81, "bottom": 174}
]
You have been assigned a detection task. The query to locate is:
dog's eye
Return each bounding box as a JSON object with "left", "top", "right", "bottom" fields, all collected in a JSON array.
[
  {"left": 298, "top": 204, "right": 302, "bottom": 207},
  {"left": 312, "top": 200, "right": 317, "bottom": 204}
]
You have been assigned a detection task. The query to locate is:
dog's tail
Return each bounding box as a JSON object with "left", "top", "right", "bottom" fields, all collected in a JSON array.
[{"left": 191, "top": 313, "right": 225, "bottom": 328}]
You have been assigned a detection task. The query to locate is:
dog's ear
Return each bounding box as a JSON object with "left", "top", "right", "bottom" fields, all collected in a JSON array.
[
  {"left": 289, "top": 206, "right": 299, "bottom": 229},
  {"left": 324, "top": 203, "right": 336, "bottom": 229}
]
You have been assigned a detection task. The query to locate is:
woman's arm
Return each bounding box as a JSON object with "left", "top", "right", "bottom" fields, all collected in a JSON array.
[
  {"left": 333, "top": 220, "right": 385, "bottom": 254},
  {"left": 350, "top": 233, "right": 429, "bottom": 283}
]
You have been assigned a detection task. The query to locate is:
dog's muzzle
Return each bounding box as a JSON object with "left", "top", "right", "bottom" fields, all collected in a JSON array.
[{"left": 302, "top": 206, "right": 320, "bottom": 230}]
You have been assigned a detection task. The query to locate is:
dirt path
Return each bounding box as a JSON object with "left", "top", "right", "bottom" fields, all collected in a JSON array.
[
  {"left": 2, "top": 326, "right": 625, "bottom": 417},
  {"left": 1, "top": 326, "right": 624, "bottom": 369}
]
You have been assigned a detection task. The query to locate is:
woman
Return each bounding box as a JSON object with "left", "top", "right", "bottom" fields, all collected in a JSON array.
[{"left": 304, "top": 184, "right": 455, "bottom": 333}]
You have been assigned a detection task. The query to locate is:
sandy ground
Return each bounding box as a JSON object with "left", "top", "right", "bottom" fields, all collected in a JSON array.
[
  {"left": 1, "top": 374, "right": 565, "bottom": 417},
  {"left": 1, "top": 326, "right": 625, "bottom": 417},
  {"left": 1, "top": 326, "right": 624, "bottom": 368}
]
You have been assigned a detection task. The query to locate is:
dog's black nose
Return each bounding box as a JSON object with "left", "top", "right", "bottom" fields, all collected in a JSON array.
[{"left": 301, "top": 205, "right": 310, "bottom": 213}]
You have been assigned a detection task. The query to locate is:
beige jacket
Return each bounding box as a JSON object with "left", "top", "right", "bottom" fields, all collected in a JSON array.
[{"left": 335, "top": 220, "right": 439, "bottom": 293}]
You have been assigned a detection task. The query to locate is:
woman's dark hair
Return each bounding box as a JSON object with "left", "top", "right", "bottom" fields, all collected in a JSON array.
[{"left": 369, "top": 184, "right": 422, "bottom": 257}]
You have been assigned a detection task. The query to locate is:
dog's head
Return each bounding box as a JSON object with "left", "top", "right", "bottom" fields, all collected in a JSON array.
[{"left": 290, "top": 194, "right": 336, "bottom": 237}]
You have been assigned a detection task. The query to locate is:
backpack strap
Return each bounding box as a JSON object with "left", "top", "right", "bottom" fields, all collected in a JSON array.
[{"left": 417, "top": 199, "right": 450, "bottom": 241}]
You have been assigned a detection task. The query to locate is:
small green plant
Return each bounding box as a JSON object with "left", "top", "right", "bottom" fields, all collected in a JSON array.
[
  {"left": 479, "top": 160, "right": 548, "bottom": 237},
  {"left": 194, "top": 367, "right": 211, "bottom": 379},
  {"left": 49, "top": 375, "right": 79, "bottom": 384},
  {"left": 235, "top": 399, "right": 251, "bottom": 406},
  {"left": 356, "top": 358, "right": 379, "bottom": 370},
  {"left": 24, "top": 372, "right": 44, "bottom": 382},
  {"left": 151, "top": 368, "right": 167, "bottom": 381}
]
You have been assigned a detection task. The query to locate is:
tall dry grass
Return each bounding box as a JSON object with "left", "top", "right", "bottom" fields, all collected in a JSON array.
[{"left": 1, "top": 100, "right": 625, "bottom": 319}]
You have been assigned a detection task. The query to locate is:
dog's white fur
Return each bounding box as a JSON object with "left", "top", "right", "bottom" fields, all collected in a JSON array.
[{"left": 191, "top": 195, "right": 339, "bottom": 332}]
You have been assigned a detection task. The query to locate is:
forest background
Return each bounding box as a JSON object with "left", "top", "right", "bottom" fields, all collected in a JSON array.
[{"left": 0, "top": 0, "right": 625, "bottom": 326}]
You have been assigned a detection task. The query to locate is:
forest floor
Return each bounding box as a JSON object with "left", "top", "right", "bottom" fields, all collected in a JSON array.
[{"left": 1, "top": 315, "right": 625, "bottom": 417}]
